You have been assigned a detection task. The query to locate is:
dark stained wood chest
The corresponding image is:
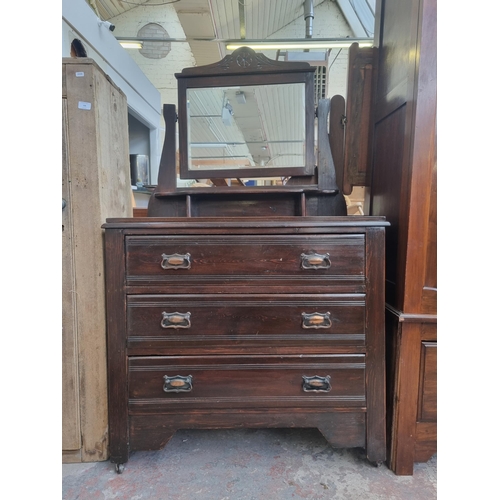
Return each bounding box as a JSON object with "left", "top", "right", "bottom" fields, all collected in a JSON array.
[{"left": 103, "top": 216, "right": 388, "bottom": 471}]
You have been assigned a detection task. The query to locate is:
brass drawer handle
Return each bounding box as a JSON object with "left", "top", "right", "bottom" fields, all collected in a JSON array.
[
  {"left": 161, "top": 311, "right": 191, "bottom": 329},
  {"left": 161, "top": 252, "right": 191, "bottom": 270},
  {"left": 163, "top": 374, "right": 193, "bottom": 393},
  {"left": 302, "top": 375, "right": 332, "bottom": 393},
  {"left": 300, "top": 252, "right": 331, "bottom": 270},
  {"left": 301, "top": 312, "right": 332, "bottom": 329}
]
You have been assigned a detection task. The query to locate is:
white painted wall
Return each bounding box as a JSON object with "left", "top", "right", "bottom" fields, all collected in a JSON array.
[
  {"left": 110, "top": 5, "right": 196, "bottom": 109},
  {"left": 62, "top": 0, "right": 163, "bottom": 181},
  {"left": 107, "top": 4, "right": 197, "bottom": 184}
]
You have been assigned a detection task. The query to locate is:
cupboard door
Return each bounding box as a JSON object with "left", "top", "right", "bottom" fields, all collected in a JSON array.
[{"left": 62, "top": 98, "right": 81, "bottom": 455}]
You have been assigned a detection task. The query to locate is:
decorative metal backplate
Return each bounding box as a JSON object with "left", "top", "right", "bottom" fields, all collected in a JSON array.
[
  {"left": 161, "top": 252, "right": 191, "bottom": 270},
  {"left": 302, "top": 375, "right": 332, "bottom": 393},
  {"left": 301, "top": 312, "right": 332, "bottom": 329},
  {"left": 300, "top": 252, "right": 331, "bottom": 270},
  {"left": 163, "top": 374, "right": 193, "bottom": 393},
  {"left": 161, "top": 311, "right": 191, "bottom": 329}
]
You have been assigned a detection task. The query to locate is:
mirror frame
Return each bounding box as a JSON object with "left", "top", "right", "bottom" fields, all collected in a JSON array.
[{"left": 176, "top": 46, "right": 316, "bottom": 181}]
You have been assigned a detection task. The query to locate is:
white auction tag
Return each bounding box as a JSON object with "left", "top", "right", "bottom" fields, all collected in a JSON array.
[{"left": 78, "top": 101, "right": 92, "bottom": 110}]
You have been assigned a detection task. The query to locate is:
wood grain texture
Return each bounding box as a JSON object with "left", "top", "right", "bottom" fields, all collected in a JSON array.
[
  {"left": 317, "top": 99, "right": 339, "bottom": 192},
  {"left": 414, "top": 422, "right": 437, "bottom": 462},
  {"left": 126, "top": 294, "right": 366, "bottom": 344},
  {"left": 371, "top": 0, "right": 437, "bottom": 475},
  {"left": 62, "top": 58, "right": 132, "bottom": 463},
  {"left": 104, "top": 218, "right": 387, "bottom": 467},
  {"left": 417, "top": 342, "right": 437, "bottom": 422},
  {"left": 343, "top": 44, "right": 374, "bottom": 194},
  {"left": 125, "top": 234, "right": 366, "bottom": 286},
  {"left": 128, "top": 354, "right": 366, "bottom": 410},
  {"left": 104, "top": 229, "right": 130, "bottom": 465},
  {"left": 364, "top": 228, "right": 387, "bottom": 464},
  {"left": 133, "top": 208, "right": 148, "bottom": 217},
  {"left": 385, "top": 311, "right": 437, "bottom": 475},
  {"left": 370, "top": 105, "right": 406, "bottom": 309},
  {"left": 329, "top": 95, "right": 346, "bottom": 193},
  {"left": 389, "top": 321, "right": 421, "bottom": 475},
  {"left": 62, "top": 98, "right": 81, "bottom": 453},
  {"left": 129, "top": 411, "right": 366, "bottom": 452}
]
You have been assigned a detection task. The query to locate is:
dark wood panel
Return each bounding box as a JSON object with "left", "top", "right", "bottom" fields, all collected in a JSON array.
[
  {"left": 364, "top": 228, "right": 387, "bottom": 464},
  {"left": 365, "top": 0, "right": 437, "bottom": 476},
  {"left": 424, "top": 156, "right": 437, "bottom": 293},
  {"left": 127, "top": 294, "right": 366, "bottom": 348},
  {"left": 150, "top": 191, "right": 349, "bottom": 218},
  {"left": 129, "top": 411, "right": 367, "bottom": 451},
  {"left": 405, "top": 0, "right": 436, "bottom": 314},
  {"left": 375, "top": 0, "right": 416, "bottom": 118},
  {"left": 421, "top": 125, "right": 437, "bottom": 314},
  {"left": 190, "top": 192, "right": 301, "bottom": 217},
  {"left": 125, "top": 234, "right": 366, "bottom": 281},
  {"left": 128, "top": 354, "right": 366, "bottom": 410},
  {"left": 388, "top": 321, "right": 422, "bottom": 475},
  {"left": 420, "top": 322, "right": 437, "bottom": 341},
  {"left": 329, "top": 95, "right": 346, "bottom": 192},
  {"left": 343, "top": 44, "right": 374, "bottom": 194},
  {"left": 133, "top": 208, "right": 148, "bottom": 217},
  {"left": 414, "top": 422, "right": 437, "bottom": 462},
  {"left": 370, "top": 105, "right": 406, "bottom": 309},
  {"left": 384, "top": 309, "right": 399, "bottom": 460},
  {"left": 104, "top": 217, "right": 387, "bottom": 469},
  {"left": 104, "top": 216, "right": 389, "bottom": 230},
  {"left": 127, "top": 345, "right": 367, "bottom": 357},
  {"left": 417, "top": 342, "right": 437, "bottom": 422},
  {"left": 148, "top": 195, "right": 188, "bottom": 217},
  {"left": 104, "top": 228, "right": 130, "bottom": 465}
]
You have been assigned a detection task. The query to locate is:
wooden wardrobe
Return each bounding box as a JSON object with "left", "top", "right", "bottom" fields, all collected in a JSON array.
[{"left": 370, "top": 0, "right": 437, "bottom": 475}]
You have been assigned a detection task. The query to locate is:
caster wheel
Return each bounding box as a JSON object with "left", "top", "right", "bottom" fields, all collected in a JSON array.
[{"left": 115, "top": 463, "right": 125, "bottom": 474}]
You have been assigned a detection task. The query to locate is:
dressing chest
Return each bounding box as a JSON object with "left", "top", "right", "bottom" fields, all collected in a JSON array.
[
  {"left": 103, "top": 48, "right": 388, "bottom": 472},
  {"left": 104, "top": 217, "right": 388, "bottom": 472}
]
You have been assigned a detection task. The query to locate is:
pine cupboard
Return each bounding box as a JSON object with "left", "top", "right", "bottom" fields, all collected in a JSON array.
[{"left": 62, "top": 58, "right": 133, "bottom": 462}]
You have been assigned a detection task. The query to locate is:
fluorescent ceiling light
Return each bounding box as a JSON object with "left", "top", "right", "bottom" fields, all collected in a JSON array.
[
  {"left": 226, "top": 38, "right": 373, "bottom": 51},
  {"left": 120, "top": 41, "right": 143, "bottom": 49}
]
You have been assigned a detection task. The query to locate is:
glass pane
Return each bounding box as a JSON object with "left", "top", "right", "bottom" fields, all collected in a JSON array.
[{"left": 187, "top": 83, "right": 306, "bottom": 171}]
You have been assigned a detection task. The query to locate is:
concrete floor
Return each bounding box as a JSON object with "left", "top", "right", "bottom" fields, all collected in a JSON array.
[{"left": 62, "top": 428, "right": 436, "bottom": 499}]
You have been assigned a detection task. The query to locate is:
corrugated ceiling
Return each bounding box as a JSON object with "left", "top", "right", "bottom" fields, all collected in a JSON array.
[{"left": 90, "top": 0, "right": 374, "bottom": 66}]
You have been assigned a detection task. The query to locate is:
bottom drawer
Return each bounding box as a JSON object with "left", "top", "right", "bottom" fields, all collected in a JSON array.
[{"left": 128, "top": 354, "right": 366, "bottom": 412}]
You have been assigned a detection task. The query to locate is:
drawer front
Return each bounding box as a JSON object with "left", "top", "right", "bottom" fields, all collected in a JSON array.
[
  {"left": 128, "top": 355, "right": 366, "bottom": 412},
  {"left": 127, "top": 294, "right": 366, "bottom": 349},
  {"left": 125, "top": 234, "right": 365, "bottom": 290}
]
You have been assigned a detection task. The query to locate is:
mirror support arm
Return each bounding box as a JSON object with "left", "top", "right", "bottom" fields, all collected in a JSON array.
[
  {"left": 156, "top": 104, "right": 177, "bottom": 193},
  {"left": 148, "top": 104, "right": 178, "bottom": 215},
  {"left": 317, "top": 99, "right": 339, "bottom": 192}
]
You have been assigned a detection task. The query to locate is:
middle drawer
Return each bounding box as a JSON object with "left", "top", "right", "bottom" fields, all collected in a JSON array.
[{"left": 127, "top": 294, "right": 366, "bottom": 350}]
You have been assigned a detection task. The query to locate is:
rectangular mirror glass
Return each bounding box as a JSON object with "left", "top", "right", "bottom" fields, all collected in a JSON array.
[
  {"left": 186, "top": 83, "right": 306, "bottom": 173},
  {"left": 176, "top": 46, "right": 316, "bottom": 182}
]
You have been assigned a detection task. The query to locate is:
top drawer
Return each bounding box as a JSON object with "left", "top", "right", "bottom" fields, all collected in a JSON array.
[{"left": 125, "top": 234, "right": 365, "bottom": 292}]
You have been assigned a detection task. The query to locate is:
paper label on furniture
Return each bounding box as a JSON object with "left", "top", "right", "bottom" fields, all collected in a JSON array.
[
  {"left": 75, "top": 72, "right": 84, "bottom": 77},
  {"left": 78, "top": 101, "right": 92, "bottom": 110}
]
